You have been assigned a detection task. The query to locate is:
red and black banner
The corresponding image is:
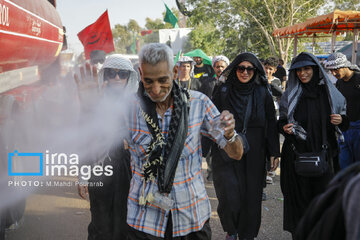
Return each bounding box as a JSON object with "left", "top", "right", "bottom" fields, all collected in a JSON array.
[{"left": 77, "top": 10, "right": 115, "bottom": 59}]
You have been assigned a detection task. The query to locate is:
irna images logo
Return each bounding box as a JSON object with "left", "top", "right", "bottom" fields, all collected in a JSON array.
[
  {"left": 8, "top": 150, "right": 113, "bottom": 180},
  {"left": 8, "top": 150, "right": 43, "bottom": 176}
]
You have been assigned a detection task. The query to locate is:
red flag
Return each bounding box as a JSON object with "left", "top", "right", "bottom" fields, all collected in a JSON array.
[
  {"left": 77, "top": 10, "right": 115, "bottom": 59},
  {"left": 141, "top": 30, "right": 153, "bottom": 36}
]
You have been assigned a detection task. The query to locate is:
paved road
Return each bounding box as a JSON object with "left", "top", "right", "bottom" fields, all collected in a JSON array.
[
  {"left": 205, "top": 171, "right": 291, "bottom": 240},
  {"left": 5, "top": 163, "right": 291, "bottom": 240}
]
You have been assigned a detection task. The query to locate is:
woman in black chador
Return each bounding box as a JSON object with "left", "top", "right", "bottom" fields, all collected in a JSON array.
[
  {"left": 277, "top": 52, "right": 349, "bottom": 236},
  {"left": 211, "top": 52, "right": 280, "bottom": 240}
]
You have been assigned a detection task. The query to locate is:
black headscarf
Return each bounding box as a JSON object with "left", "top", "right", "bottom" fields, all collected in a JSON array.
[
  {"left": 221, "top": 52, "right": 268, "bottom": 130},
  {"left": 290, "top": 54, "right": 326, "bottom": 151},
  {"left": 291, "top": 54, "right": 321, "bottom": 99},
  {"left": 280, "top": 52, "right": 347, "bottom": 144}
]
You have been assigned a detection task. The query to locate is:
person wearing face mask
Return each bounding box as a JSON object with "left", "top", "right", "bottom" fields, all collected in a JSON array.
[
  {"left": 211, "top": 52, "right": 280, "bottom": 240},
  {"left": 75, "top": 55, "right": 138, "bottom": 240},
  {"left": 278, "top": 52, "right": 349, "bottom": 237}
]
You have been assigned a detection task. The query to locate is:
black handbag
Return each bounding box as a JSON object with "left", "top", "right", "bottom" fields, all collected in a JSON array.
[
  {"left": 292, "top": 95, "right": 329, "bottom": 177},
  {"left": 292, "top": 145, "right": 328, "bottom": 177}
]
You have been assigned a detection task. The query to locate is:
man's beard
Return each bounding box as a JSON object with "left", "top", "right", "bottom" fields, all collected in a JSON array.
[{"left": 145, "top": 88, "right": 172, "bottom": 103}]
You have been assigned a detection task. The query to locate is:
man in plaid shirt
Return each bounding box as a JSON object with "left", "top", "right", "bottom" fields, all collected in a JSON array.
[{"left": 126, "top": 43, "right": 244, "bottom": 239}]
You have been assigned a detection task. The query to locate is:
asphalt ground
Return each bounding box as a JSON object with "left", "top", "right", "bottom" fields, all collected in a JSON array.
[{"left": 5, "top": 161, "right": 292, "bottom": 240}]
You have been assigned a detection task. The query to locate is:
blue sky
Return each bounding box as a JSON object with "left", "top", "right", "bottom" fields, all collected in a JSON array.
[{"left": 57, "top": 0, "right": 177, "bottom": 54}]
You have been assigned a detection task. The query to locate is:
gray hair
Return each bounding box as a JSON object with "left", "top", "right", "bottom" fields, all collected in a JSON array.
[{"left": 139, "top": 43, "right": 174, "bottom": 72}]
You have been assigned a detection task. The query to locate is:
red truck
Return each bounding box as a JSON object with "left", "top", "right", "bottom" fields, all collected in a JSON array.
[{"left": 0, "top": 0, "right": 66, "bottom": 237}]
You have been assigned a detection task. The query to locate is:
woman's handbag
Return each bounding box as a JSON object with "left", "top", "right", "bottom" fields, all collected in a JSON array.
[{"left": 292, "top": 144, "right": 328, "bottom": 177}]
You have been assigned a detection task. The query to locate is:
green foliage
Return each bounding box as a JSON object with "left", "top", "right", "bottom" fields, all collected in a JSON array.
[
  {"left": 112, "top": 24, "right": 131, "bottom": 54},
  {"left": 145, "top": 18, "right": 164, "bottom": 30},
  {"left": 111, "top": 0, "right": 360, "bottom": 59},
  {"left": 185, "top": 0, "right": 358, "bottom": 64},
  {"left": 333, "top": 0, "right": 360, "bottom": 10},
  {"left": 185, "top": 22, "right": 226, "bottom": 56},
  {"left": 127, "top": 19, "right": 141, "bottom": 34}
]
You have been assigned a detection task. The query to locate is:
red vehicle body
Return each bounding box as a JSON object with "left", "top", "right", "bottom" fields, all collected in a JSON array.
[
  {"left": 0, "top": 0, "right": 64, "bottom": 72},
  {"left": 0, "top": 0, "right": 66, "bottom": 121},
  {"left": 0, "top": 1, "right": 66, "bottom": 236}
]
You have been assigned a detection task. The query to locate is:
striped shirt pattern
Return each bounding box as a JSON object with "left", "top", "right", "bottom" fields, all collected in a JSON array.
[{"left": 126, "top": 90, "right": 221, "bottom": 237}]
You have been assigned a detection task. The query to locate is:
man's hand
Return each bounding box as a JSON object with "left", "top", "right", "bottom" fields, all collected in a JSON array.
[
  {"left": 77, "top": 185, "right": 89, "bottom": 200},
  {"left": 270, "top": 156, "right": 280, "bottom": 172},
  {"left": 330, "top": 114, "right": 342, "bottom": 126},
  {"left": 220, "top": 110, "right": 243, "bottom": 160},
  {"left": 219, "top": 110, "right": 235, "bottom": 139}
]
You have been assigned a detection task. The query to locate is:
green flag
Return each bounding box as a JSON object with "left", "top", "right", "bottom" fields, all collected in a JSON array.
[
  {"left": 174, "top": 50, "right": 182, "bottom": 64},
  {"left": 164, "top": 3, "right": 179, "bottom": 28}
]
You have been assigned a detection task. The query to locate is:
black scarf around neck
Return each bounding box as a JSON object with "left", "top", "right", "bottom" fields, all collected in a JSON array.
[
  {"left": 222, "top": 52, "right": 267, "bottom": 132},
  {"left": 300, "top": 66, "right": 321, "bottom": 99},
  {"left": 137, "top": 81, "right": 190, "bottom": 193},
  {"left": 228, "top": 74, "right": 256, "bottom": 129},
  {"left": 295, "top": 87, "right": 327, "bottom": 152},
  {"left": 295, "top": 67, "right": 325, "bottom": 151}
]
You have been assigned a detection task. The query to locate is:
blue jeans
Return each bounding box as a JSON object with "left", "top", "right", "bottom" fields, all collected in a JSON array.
[{"left": 339, "top": 120, "right": 360, "bottom": 169}]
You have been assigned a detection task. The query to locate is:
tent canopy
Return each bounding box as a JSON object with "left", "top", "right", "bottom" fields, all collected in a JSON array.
[
  {"left": 273, "top": 10, "right": 360, "bottom": 38},
  {"left": 339, "top": 42, "right": 360, "bottom": 64}
]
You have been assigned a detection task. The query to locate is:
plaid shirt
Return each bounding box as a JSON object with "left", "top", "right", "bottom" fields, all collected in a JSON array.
[{"left": 126, "top": 90, "right": 222, "bottom": 237}]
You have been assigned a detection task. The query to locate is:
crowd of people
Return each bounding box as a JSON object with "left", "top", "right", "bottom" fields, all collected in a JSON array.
[{"left": 74, "top": 43, "right": 360, "bottom": 240}]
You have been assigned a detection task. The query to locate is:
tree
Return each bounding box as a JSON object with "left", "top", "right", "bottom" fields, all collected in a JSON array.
[
  {"left": 332, "top": 0, "right": 360, "bottom": 11},
  {"left": 183, "top": 0, "right": 233, "bottom": 56},
  {"left": 145, "top": 18, "right": 167, "bottom": 30},
  {"left": 112, "top": 24, "right": 129, "bottom": 53},
  {"left": 184, "top": 0, "right": 359, "bottom": 63},
  {"left": 112, "top": 19, "right": 141, "bottom": 54},
  {"left": 185, "top": 22, "right": 226, "bottom": 55}
]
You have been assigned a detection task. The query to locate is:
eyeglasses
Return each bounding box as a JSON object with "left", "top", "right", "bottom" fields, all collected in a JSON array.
[
  {"left": 236, "top": 66, "right": 256, "bottom": 73},
  {"left": 104, "top": 69, "right": 130, "bottom": 80}
]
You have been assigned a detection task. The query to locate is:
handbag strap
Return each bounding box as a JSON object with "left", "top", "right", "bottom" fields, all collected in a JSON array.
[{"left": 319, "top": 90, "right": 328, "bottom": 149}]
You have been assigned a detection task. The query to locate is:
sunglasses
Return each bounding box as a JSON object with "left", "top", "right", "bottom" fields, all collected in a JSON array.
[
  {"left": 236, "top": 66, "right": 256, "bottom": 73},
  {"left": 104, "top": 69, "right": 130, "bottom": 80}
]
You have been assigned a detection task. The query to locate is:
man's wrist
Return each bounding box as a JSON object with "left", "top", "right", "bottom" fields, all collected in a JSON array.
[{"left": 225, "top": 131, "right": 238, "bottom": 143}]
